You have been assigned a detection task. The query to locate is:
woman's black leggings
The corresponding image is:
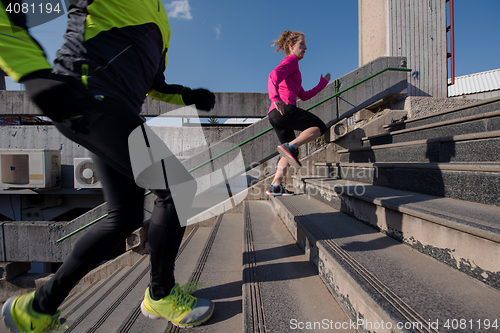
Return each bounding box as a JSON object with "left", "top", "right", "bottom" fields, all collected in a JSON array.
[
  {"left": 268, "top": 104, "right": 327, "bottom": 144},
  {"left": 33, "top": 96, "right": 185, "bottom": 315}
]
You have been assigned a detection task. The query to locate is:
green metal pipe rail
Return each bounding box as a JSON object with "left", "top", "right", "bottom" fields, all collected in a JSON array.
[{"left": 56, "top": 66, "right": 411, "bottom": 243}]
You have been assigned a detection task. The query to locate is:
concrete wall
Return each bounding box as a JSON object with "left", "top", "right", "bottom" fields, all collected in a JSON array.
[
  {"left": 0, "top": 194, "right": 156, "bottom": 263},
  {"left": 151, "top": 125, "right": 245, "bottom": 158},
  {"left": 359, "top": 0, "right": 447, "bottom": 97},
  {"left": 0, "top": 125, "right": 245, "bottom": 189},
  {"left": 0, "top": 90, "right": 270, "bottom": 118},
  {"left": 141, "top": 92, "right": 269, "bottom": 118}
]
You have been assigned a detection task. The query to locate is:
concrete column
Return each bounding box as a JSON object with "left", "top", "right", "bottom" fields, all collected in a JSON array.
[
  {"left": 359, "top": 0, "right": 448, "bottom": 97},
  {"left": 358, "top": 0, "right": 388, "bottom": 66}
]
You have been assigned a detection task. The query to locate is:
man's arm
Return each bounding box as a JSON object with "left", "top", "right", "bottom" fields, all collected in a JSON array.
[
  {"left": 147, "top": 73, "right": 187, "bottom": 106},
  {"left": 148, "top": 53, "right": 215, "bottom": 111}
]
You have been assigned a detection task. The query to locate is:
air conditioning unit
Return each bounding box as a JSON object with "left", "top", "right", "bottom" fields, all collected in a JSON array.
[
  {"left": 74, "top": 158, "right": 102, "bottom": 189},
  {"left": 0, "top": 149, "right": 61, "bottom": 189}
]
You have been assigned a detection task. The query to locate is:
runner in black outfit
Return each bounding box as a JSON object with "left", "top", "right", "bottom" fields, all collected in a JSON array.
[{"left": 1, "top": 0, "right": 216, "bottom": 330}]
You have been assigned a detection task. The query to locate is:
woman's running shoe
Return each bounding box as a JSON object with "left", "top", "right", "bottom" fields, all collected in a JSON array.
[
  {"left": 266, "top": 184, "right": 295, "bottom": 196},
  {"left": 277, "top": 143, "right": 301, "bottom": 168}
]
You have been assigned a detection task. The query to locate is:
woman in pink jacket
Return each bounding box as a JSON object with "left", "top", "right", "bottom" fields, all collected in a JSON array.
[{"left": 267, "top": 30, "right": 331, "bottom": 196}]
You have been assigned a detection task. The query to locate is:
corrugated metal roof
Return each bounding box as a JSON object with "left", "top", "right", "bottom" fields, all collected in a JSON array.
[{"left": 448, "top": 68, "right": 500, "bottom": 97}]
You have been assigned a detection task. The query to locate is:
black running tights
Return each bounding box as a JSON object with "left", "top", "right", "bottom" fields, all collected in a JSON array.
[{"left": 33, "top": 96, "right": 185, "bottom": 315}]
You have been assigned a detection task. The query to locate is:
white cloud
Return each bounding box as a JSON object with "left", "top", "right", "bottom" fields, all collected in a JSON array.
[
  {"left": 214, "top": 24, "right": 221, "bottom": 39},
  {"left": 164, "top": 0, "right": 193, "bottom": 20}
]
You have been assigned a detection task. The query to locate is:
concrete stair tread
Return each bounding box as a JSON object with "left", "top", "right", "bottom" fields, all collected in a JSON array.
[
  {"left": 243, "top": 201, "right": 354, "bottom": 332},
  {"left": 335, "top": 133, "right": 500, "bottom": 165},
  {"left": 368, "top": 108, "right": 500, "bottom": 141},
  {"left": 114, "top": 225, "right": 214, "bottom": 333},
  {"left": 385, "top": 97, "right": 500, "bottom": 131},
  {"left": 272, "top": 194, "right": 500, "bottom": 328},
  {"left": 59, "top": 266, "right": 129, "bottom": 317},
  {"left": 60, "top": 267, "right": 130, "bottom": 325},
  {"left": 61, "top": 255, "right": 151, "bottom": 333},
  {"left": 0, "top": 226, "right": 216, "bottom": 333},
  {"left": 361, "top": 109, "right": 500, "bottom": 148},
  {"left": 339, "top": 130, "right": 500, "bottom": 154},
  {"left": 184, "top": 213, "right": 244, "bottom": 333},
  {"left": 85, "top": 255, "right": 155, "bottom": 333},
  {"left": 316, "top": 161, "right": 500, "bottom": 172},
  {"left": 299, "top": 177, "right": 500, "bottom": 241}
]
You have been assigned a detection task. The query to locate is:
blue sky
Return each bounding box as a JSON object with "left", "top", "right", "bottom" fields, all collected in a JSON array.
[{"left": 5, "top": 0, "right": 500, "bottom": 93}]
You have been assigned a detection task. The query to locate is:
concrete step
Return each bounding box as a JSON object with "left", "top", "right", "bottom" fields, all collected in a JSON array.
[
  {"left": 60, "top": 264, "right": 133, "bottom": 330},
  {"left": 65, "top": 225, "right": 213, "bottom": 333},
  {"left": 291, "top": 177, "right": 500, "bottom": 291},
  {"left": 363, "top": 109, "right": 500, "bottom": 147},
  {"left": 314, "top": 162, "right": 500, "bottom": 206},
  {"left": 114, "top": 224, "right": 214, "bottom": 333},
  {"left": 62, "top": 255, "right": 151, "bottom": 333},
  {"left": 270, "top": 194, "right": 500, "bottom": 332},
  {"left": 243, "top": 200, "right": 354, "bottom": 333},
  {"left": 179, "top": 213, "right": 244, "bottom": 333},
  {"left": 0, "top": 225, "right": 216, "bottom": 333},
  {"left": 0, "top": 198, "right": 358, "bottom": 333},
  {"left": 339, "top": 131, "right": 500, "bottom": 164},
  {"left": 385, "top": 97, "right": 500, "bottom": 132}
]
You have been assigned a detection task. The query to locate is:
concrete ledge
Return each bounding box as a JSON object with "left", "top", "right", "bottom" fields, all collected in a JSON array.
[
  {"left": 339, "top": 131, "right": 500, "bottom": 164},
  {"left": 365, "top": 109, "right": 500, "bottom": 142},
  {"left": 388, "top": 96, "right": 500, "bottom": 130},
  {"left": 140, "top": 92, "right": 270, "bottom": 118},
  {"left": 329, "top": 164, "right": 500, "bottom": 205},
  {"left": 0, "top": 262, "right": 31, "bottom": 281},
  {"left": 1, "top": 221, "right": 71, "bottom": 263},
  {"left": 0, "top": 56, "right": 409, "bottom": 264},
  {"left": 0, "top": 273, "right": 52, "bottom": 303},
  {"left": 293, "top": 177, "right": 500, "bottom": 290},
  {"left": 270, "top": 194, "right": 500, "bottom": 331},
  {"left": 318, "top": 162, "right": 500, "bottom": 173},
  {"left": 70, "top": 250, "right": 144, "bottom": 295},
  {"left": 341, "top": 129, "right": 500, "bottom": 153},
  {"left": 0, "top": 250, "right": 143, "bottom": 303}
]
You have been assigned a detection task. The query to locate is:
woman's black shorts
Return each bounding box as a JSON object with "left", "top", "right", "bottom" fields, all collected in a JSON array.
[{"left": 268, "top": 104, "right": 326, "bottom": 144}]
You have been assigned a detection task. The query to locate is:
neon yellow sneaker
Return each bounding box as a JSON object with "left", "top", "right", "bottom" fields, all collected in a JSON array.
[
  {"left": 2, "top": 291, "right": 65, "bottom": 333},
  {"left": 140, "top": 284, "right": 214, "bottom": 328}
]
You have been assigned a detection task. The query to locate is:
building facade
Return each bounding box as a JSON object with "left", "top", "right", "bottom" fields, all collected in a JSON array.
[{"left": 359, "top": 0, "right": 448, "bottom": 97}]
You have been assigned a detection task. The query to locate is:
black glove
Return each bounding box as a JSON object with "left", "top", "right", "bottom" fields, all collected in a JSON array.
[
  {"left": 20, "top": 69, "right": 91, "bottom": 122},
  {"left": 181, "top": 88, "right": 215, "bottom": 111}
]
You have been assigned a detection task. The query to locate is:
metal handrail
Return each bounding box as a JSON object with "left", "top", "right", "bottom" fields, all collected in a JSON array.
[
  {"left": 188, "top": 67, "right": 411, "bottom": 173},
  {"left": 56, "top": 66, "right": 411, "bottom": 243}
]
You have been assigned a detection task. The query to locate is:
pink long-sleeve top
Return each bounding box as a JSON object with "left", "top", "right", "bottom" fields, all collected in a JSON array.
[{"left": 268, "top": 54, "right": 328, "bottom": 113}]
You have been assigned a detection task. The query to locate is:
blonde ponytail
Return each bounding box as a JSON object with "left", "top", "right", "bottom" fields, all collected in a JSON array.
[{"left": 271, "top": 30, "right": 304, "bottom": 56}]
